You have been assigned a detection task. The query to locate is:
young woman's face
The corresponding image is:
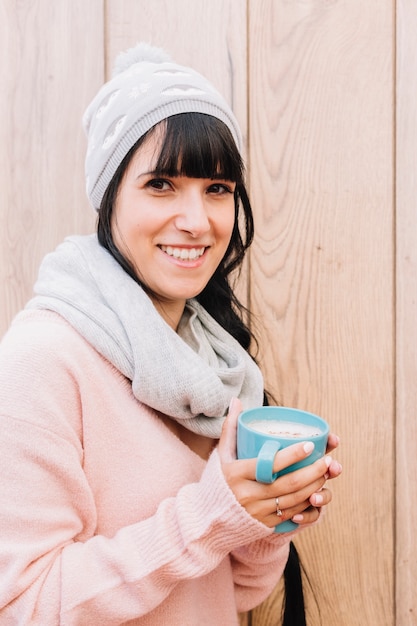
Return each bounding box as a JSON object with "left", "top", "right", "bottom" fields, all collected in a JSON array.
[{"left": 111, "top": 129, "right": 236, "bottom": 327}]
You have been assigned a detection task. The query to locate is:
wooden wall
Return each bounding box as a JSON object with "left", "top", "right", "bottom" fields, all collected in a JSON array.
[
  {"left": 396, "top": 1, "right": 417, "bottom": 623},
  {"left": 1, "top": 1, "right": 415, "bottom": 624}
]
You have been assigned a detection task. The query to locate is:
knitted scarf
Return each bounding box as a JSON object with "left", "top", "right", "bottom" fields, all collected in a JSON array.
[{"left": 26, "top": 235, "right": 264, "bottom": 437}]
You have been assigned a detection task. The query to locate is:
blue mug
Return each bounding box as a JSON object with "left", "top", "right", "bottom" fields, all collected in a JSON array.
[{"left": 237, "top": 406, "right": 329, "bottom": 533}]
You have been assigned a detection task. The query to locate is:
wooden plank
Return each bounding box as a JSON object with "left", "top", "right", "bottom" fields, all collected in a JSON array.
[
  {"left": 248, "top": 1, "right": 394, "bottom": 624},
  {"left": 396, "top": 1, "right": 417, "bottom": 623},
  {"left": 0, "top": 0, "right": 101, "bottom": 337}
]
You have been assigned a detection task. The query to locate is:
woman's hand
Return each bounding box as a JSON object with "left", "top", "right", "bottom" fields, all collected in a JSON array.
[
  {"left": 295, "top": 430, "right": 342, "bottom": 524},
  {"left": 218, "top": 398, "right": 342, "bottom": 530}
]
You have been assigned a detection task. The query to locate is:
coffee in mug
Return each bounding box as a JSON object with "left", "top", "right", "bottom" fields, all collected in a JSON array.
[{"left": 247, "top": 419, "right": 322, "bottom": 438}]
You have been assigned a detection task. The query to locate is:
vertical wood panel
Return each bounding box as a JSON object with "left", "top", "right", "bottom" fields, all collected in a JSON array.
[
  {"left": 396, "top": 1, "right": 417, "bottom": 623},
  {"left": 248, "top": 1, "right": 394, "bottom": 624},
  {"left": 0, "top": 0, "right": 101, "bottom": 337}
]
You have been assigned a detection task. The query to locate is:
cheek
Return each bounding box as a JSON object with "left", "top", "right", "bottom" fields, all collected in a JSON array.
[
  {"left": 112, "top": 198, "right": 142, "bottom": 238},
  {"left": 214, "top": 200, "right": 236, "bottom": 234},
  {"left": 222, "top": 207, "right": 237, "bottom": 243}
]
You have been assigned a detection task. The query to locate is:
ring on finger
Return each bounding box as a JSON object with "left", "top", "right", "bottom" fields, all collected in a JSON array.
[{"left": 275, "top": 496, "right": 283, "bottom": 517}]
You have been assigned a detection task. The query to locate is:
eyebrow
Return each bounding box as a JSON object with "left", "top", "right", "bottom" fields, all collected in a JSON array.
[{"left": 134, "top": 170, "right": 159, "bottom": 181}]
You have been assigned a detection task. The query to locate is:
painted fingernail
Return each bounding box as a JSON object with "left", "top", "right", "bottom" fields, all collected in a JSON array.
[
  {"left": 292, "top": 514, "right": 304, "bottom": 522},
  {"left": 324, "top": 455, "right": 332, "bottom": 467},
  {"left": 313, "top": 494, "right": 323, "bottom": 505},
  {"left": 303, "top": 441, "right": 314, "bottom": 454}
]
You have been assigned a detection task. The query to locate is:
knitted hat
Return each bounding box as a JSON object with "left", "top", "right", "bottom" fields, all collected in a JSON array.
[{"left": 83, "top": 42, "right": 242, "bottom": 210}]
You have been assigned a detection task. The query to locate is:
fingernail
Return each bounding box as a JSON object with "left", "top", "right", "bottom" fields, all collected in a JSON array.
[
  {"left": 292, "top": 514, "right": 304, "bottom": 522},
  {"left": 303, "top": 441, "right": 314, "bottom": 454},
  {"left": 313, "top": 494, "right": 323, "bottom": 505},
  {"left": 324, "top": 455, "right": 332, "bottom": 467}
]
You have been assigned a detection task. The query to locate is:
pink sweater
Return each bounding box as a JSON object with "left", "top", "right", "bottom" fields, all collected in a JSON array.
[{"left": 0, "top": 310, "right": 292, "bottom": 625}]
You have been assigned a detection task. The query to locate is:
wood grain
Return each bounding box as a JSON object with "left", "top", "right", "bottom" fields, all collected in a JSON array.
[
  {"left": 0, "top": 0, "right": 100, "bottom": 336},
  {"left": 248, "top": 1, "right": 394, "bottom": 624},
  {"left": 396, "top": 1, "right": 417, "bottom": 623}
]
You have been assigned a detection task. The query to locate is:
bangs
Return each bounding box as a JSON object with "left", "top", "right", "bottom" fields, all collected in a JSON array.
[{"left": 151, "top": 113, "right": 244, "bottom": 182}]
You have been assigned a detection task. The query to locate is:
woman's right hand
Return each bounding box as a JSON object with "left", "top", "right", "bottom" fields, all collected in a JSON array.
[{"left": 218, "top": 398, "right": 341, "bottom": 530}]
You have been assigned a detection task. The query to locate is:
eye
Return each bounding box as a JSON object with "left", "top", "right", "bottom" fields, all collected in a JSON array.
[
  {"left": 146, "top": 178, "right": 172, "bottom": 191},
  {"left": 207, "top": 182, "right": 235, "bottom": 195}
]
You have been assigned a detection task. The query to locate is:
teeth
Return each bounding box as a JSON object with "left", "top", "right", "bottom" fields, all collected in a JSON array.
[{"left": 161, "top": 245, "right": 205, "bottom": 260}]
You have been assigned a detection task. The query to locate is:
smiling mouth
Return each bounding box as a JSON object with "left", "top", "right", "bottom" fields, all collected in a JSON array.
[{"left": 160, "top": 245, "right": 206, "bottom": 260}]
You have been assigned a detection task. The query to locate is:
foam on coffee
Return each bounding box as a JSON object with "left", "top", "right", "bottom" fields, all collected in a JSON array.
[{"left": 247, "top": 419, "right": 322, "bottom": 438}]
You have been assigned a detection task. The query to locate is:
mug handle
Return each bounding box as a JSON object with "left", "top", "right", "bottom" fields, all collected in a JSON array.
[{"left": 255, "top": 440, "right": 281, "bottom": 483}]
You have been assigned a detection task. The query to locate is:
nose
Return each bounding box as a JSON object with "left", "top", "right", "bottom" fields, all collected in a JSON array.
[{"left": 174, "top": 188, "right": 210, "bottom": 237}]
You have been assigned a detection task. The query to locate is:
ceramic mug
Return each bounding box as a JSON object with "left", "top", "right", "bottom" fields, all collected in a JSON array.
[{"left": 237, "top": 406, "right": 329, "bottom": 532}]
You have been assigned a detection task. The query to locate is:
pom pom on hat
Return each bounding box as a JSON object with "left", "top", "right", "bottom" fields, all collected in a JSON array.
[
  {"left": 83, "top": 42, "right": 242, "bottom": 211},
  {"left": 112, "top": 42, "right": 171, "bottom": 77}
]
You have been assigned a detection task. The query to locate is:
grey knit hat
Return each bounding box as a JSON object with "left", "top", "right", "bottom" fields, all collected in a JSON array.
[{"left": 83, "top": 42, "right": 242, "bottom": 210}]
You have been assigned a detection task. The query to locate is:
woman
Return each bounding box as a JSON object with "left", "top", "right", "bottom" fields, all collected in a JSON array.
[{"left": 0, "top": 43, "right": 341, "bottom": 624}]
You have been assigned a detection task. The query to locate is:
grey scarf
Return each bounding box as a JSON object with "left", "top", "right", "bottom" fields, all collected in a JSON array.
[{"left": 26, "top": 235, "right": 263, "bottom": 437}]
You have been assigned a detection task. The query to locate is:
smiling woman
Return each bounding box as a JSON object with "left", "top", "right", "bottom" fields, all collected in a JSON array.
[
  {"left": 98, "top": 111, "right": 251, "bottom": 329},
  {"left": 0, "top": 41, "right": 341, "bottom": 625},
  {"left": 106, "top": 121, "right": 237, "bottom": 328}
]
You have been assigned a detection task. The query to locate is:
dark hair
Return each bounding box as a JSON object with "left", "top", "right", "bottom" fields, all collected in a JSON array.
[{"left": 97, "top": 112, "right": 255, "bottom": 352}]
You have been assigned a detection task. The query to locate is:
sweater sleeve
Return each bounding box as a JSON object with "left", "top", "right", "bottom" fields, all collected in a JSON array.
[
  {"left": 0, "top": 417, "right": 280, "bottom": 624},
  {"left": 0, "top": 314, "right": 292, "bottom": 625},
  {"left": 230, "top": 535, "right": 293, "bottom": 612}
]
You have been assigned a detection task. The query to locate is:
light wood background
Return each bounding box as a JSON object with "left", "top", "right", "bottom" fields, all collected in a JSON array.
[{"left": 1, "top": 1, "right": 415, "bottom": 625}]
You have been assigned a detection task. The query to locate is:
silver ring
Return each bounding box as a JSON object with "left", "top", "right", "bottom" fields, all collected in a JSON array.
[{"left": 275, "top": 496, "right": 283, "bottom": 517}]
